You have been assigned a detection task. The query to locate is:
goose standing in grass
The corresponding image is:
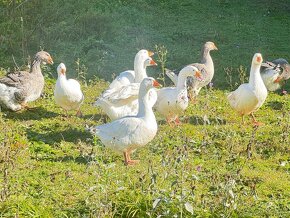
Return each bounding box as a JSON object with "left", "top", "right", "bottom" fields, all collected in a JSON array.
[
  {"left": 0, "top": 51, "right": 53, "bottom": 111},
  {"left": 261, "top": 58, "right": 290, "bottom": 91},
  {"left": 54, "top": 63, "right": 84, "bottom": 117},
  {"left": 90, "top": 77, "right": 161, "bottom": 165},
  {"left": 154, "top": 66, "right": 202, "bottom": 125},
  {"left": 227, "top": 53, "right": 267, "bottom": 125},
  {"left": 165, "top": 41, "right": 218, "bottom": 100},
  {"left": 95, "top": 49, "right": 157, "bottom": 120}
]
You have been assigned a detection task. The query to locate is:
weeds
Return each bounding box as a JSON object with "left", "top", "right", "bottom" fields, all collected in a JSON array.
[{"left": 155, "top": 44, "right": 168, "bottom": 87}]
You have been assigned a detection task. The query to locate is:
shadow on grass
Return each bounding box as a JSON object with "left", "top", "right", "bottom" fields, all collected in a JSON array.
[
  {"left": 266, "top": 101, "right": 284, "bottom": 110},
  {"left": 3, "top": 106, "right": 60, "bottom": 121},
  {"left": 27, "top": 128, "right": 93, "bottom": 145}
]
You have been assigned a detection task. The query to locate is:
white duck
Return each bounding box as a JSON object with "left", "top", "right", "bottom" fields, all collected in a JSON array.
[
  {"left": 154, "top": 66, "right": 201, "bottom": 125},
  {"left": 165, "top": 42, "right": 218, "bottom": 100},
  {"left": 108, "top": 49, "right": 155, "bottom": 90},
  {"left": 0, "top": 51, "right": 53, "bottom": 111},
  {"left": 90, "top": 77, "right": 160, "bottom": 165},
  {"left": 95, "top": 51, "right": 157, "bottom": 120},
  {"left": 261, "top": 58, "right": 290, "bottom": 91},
  {"left": 54, "top": 63, "right": 84, "bottom": 116},
  {"left": 227, "top": 53, "right": 268, "bottom": 125}
]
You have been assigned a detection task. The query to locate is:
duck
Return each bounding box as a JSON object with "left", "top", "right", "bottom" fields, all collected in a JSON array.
[
  {"left": 54, "top": 63, "right": 84, "bottom": 116},
  {"left": 227, "top": 53, "right": 268, "bottom": 125},
  {"left": 261, "top": 58, "right": 290, "bottom": 91},
  {"left": 95, "top": 51, "right": 157, "bottom": 120},
  {"left": 108, "top": 49, "right": 156, "bottom": 90},
  {"left": 154, "top": 66, "right": 202, "bottom": 125},
  {"left": 165, "top": 41, "right": 218, "bottom": 100},
  {"left": 89, "top": 77, "right": 161, "bottom": 165},
  {"left": 0, "top": 51, "right": 53, "bottom": 111}
]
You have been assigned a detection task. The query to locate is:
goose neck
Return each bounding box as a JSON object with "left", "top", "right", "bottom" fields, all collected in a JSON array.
[{"left": 134, "top": 62, "right": 148, "bottom": 83}]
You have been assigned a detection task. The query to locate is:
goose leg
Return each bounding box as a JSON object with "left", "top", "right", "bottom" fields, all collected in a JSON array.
[
  {"left": 123, "top": 151, "right": 139, "bottom": 166},
  {"left": 174, "top": 117, "right": 181, "bottom": 125},
  {"left": 251, "top": 113, "right": 263, "bottom": 126}
]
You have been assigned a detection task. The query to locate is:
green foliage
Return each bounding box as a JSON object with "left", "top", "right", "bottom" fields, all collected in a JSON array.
[{"left": 0, "top": 0, "right": 289, "bottom": 90}]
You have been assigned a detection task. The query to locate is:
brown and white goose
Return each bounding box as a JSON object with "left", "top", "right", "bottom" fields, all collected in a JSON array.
[
  {"left": 0, "top": 51, "right": 53, "bottom": 111},
  {"left": 165, "top": 41, "right": 218, "bottom": 100}
]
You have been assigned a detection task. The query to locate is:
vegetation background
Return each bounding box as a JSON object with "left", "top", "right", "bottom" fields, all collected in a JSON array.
[{"left": 0, "top": 0, "right": 289, "bottom": 217}]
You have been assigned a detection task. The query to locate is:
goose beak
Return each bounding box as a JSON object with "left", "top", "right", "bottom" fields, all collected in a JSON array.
[
  {"left": 213, "top": 44, "right": 218, "bottom": 50},
  {"left": 274, "top": 76, "right": 282, "bottom": 83},
  {"left": 47, "top": 56, "right": 54, "bottom": 64},
  {"left": 61, "top": 68, "right": 66, "bottom": 75},
  {"left": 195, "top": 71, "right": 202, "bottom": 79},
  {"left": 153, "top": 80, "right": 162, "bottom": 88},
  {"left": 150, "top": 59, "right": 157, "bottom": 66},
  {"left": 148, "top": 50, "right": 154, "bottom": 57},
  {"left": 256, "top": 56, "right": 262, "bottom": 63}
]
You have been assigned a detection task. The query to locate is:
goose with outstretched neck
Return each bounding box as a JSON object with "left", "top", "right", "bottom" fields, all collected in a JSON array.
[{"left": 166, "top": 41, "right": 218, "bottom": 100}]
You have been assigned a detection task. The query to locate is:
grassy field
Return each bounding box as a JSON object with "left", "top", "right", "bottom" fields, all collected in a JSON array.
[
  {"left": 0, "top": 0, "right": 290, "bottom": 217},
  {"left": 0, "top": 77, "right": 289, "bottom": 217},
  {"left": 0, "top": 0, "right": 290, "bottom": 89}
]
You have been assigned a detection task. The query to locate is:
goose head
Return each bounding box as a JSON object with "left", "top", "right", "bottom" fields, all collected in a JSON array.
[
  {"left": 144, "top": 57, "right": 157, "bottom": 68},
  {"left": 135, "top": 49, "right": 156, "bottom": 66},
  {"left": 204, "top": 41, "right": 218, "bottom": 51},
  {"left": 141, "top": 77, "right": 161, "bottom": 91},
  {"left": 35, "top": 51, "right": 54, "bottom": 65},
  {"left": 57, "top": 63, "right": 67, "bottom": 76},
  {"left": 140, "top": 77, "right": 161, "bottom": 107},
  {"left": 275, "top": 63, "right": 290, "bottom": 83},
  {"left": 252, "top": 53, "right": 263, "bottom": 66},
  {"left": 180, "top": 65, "right": 202, "bottom": 80}
]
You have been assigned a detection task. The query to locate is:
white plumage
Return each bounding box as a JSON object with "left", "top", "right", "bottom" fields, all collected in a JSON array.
[
  {"left": 54, "top": 63, "right": 84, "bottom": 116},
  {"left": 90, "top": 77, "right": 160, "bottom": 165},
  {"left": 154, "top": 66, "right": 201, "bottom": 124},
  {"left": 95, "top": 49, "right": 157, "bottom": 120},
  {"left": 227, "top": 53, "right": 268, "bottom": 125}
]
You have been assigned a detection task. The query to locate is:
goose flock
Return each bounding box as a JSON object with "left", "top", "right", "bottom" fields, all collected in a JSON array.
[{"left": 0, "top": 42, "right": 289, "bottom": 165}]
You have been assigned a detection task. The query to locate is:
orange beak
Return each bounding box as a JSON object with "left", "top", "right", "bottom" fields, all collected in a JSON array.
[
  {"left": 47, "top": 56, "right": 54, "bottom": 64},
  {"left": 274, "top": 76, "right": 282, "bottom": 83},
  {"left": 150, "top": 59, "right": 157, "bottom": 66},
  {"left": 256, "top": 56, "right": 262, "bottom": 63},
  {"left": 195, "top": 71, "right": 202, "bottom": 79},
  {"left": 148, "top": 50, "right": 154, "bottom": 57},
  {"left": 153, "top": 80, "right": 162, "bottom": 87},
  {"left": 61, "top": 68, "right": 65, "bottom": 74}
]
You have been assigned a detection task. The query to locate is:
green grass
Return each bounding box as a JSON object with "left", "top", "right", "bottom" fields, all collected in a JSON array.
[
  {"left": 0, "top": 0, "right": 289, "bottom": 90},
  {"left": 0, "top": 78, "right": 289, "bottom": 217},
  {"left": 0, "top": 0, "right": 290, "bottom": 217}
]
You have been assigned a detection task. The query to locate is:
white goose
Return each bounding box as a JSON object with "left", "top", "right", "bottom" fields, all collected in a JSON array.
[
  {"left": 227, "top": 53, "right": 268, "bottom": 125},
  {"left": 95, "top": 50, "right": 157, "bottom": 120},
  {"left": 90, "top": 77, "right": 160, "bottom": 165},
  {"left": 54, "top": 63, "right": 84, "bottom": 116},
  {"left": 154, "top": 66, "right": 201, "bottom": 125}
]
